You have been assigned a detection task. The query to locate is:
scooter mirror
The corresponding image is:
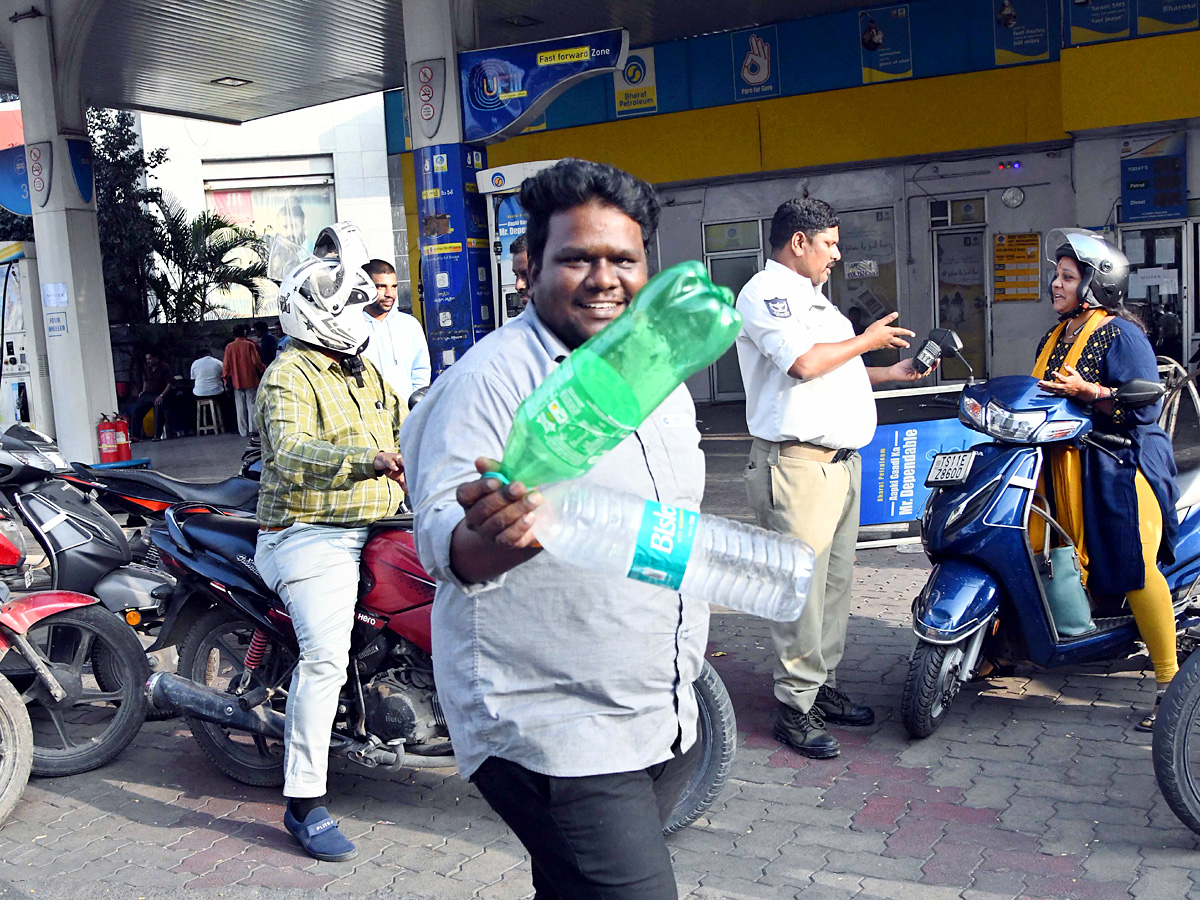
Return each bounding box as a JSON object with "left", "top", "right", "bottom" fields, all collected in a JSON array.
[
  {"left": 1112, "top": 378, "right": 1166, "bottom": 409},
  {"left": 935, "top": 329, "right": 964, "bottom": 353}
]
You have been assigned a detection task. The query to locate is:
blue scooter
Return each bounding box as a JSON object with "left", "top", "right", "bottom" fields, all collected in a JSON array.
[{"left": 901, "top": 365, "right": 1200, "bottom": 738}]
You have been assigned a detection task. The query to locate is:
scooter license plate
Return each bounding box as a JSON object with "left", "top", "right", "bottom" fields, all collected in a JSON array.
[{"left": 926, "top": 451, "right": 976, "bottom": 486}]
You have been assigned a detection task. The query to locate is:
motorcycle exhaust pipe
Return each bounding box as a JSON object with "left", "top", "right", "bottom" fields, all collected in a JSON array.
[{"left": 147, "top": 672, "right": 285, "bottom": 739}]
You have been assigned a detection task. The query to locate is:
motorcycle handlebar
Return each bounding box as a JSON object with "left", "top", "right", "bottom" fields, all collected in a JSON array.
[{"left": 1086, "top": 432, "right": 1132, "bottom": 451}]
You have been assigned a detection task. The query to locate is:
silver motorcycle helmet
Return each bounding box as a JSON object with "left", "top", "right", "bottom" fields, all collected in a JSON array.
[{"left": 1045, "top": 227, "right": 1130, "bottom": 320}]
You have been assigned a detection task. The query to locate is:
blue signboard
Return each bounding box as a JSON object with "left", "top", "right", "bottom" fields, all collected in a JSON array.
[
  {"left": 1121, "top": 133, "right": 1187, "bottom": 223},
  {"left": 860, "top": 417, "right": 988, "bottom": 526},
  {"left": 731, "top": 26, "right": 781, "bottom": 102},
  {"left": 414, "top": 143, "right": 494, "bottom": 376},
  {"left": 67, "top": 138, "right": 93, "bottom": 205},
  {"left": 1070, "top": 0, "right": 1131, "bottom": 44},
  {"left": 1137, "top": 0, "right": 1199, "bottom": 33},
  {"left": 860, "top": 5, "right": 913, "bottom": 83},
  {"left": 0, "top": 146, "right": 30, "bottom": 217},
  {"left": 495, "top": 194, "right": 528, "bottom": 284},
  {"left": 994, "top": 0, "right": 1051, "bottom": 65},
  {"left": 459, "top": 29, "right": 627, "bottom": 144}
]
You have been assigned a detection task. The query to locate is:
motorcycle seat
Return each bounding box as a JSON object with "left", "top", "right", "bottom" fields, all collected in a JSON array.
[
  {"left": 179, "top": 514, "right": 265, "bottom": 585},
  {"left": 75, "top": 464, "right": 259, "bottom": 510}
]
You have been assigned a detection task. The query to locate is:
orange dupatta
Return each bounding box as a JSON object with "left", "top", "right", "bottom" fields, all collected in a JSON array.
[{"left": 1029, "top": 311, "right": 1111, "bottom": 583}]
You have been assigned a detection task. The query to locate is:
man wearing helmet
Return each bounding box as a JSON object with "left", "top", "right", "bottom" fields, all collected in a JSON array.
[
  {"left": 1033, "top": 228, "right": 1179, "bottom": 730},
  {"left": 254, "top": 222, "right": 408, "bottom": 862}
]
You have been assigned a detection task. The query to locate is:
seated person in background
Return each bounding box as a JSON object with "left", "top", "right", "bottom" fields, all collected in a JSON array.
[
  {"left": 130, "top": 350, "right": 173, "bottom": 441},
  {"left": 191, "top": 347, "right": 225, "bottom": 399}
]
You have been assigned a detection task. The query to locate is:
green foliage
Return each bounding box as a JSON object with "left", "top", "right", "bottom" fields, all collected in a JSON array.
[
  {"left": 148, "top": 195, "right": 268, "bottom": 324},
  {"left": 90, "top": 109, "right": 167, "bottom": 325}
]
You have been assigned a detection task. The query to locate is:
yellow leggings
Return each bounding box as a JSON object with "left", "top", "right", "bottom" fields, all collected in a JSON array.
[{"left": 1128, "top": 472, "right": 1178, "bottom": 684}]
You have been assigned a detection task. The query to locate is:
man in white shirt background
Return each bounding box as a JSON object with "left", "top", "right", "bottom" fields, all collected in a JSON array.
[
  {"left": 736, "top": 197, "right": 932, "bottom": 759},
  {"left": 190, "top": 347, "right": 225, "bottom": 400},
  {"left": 360, "top": 259, "right": 431, "bottom": 404}
]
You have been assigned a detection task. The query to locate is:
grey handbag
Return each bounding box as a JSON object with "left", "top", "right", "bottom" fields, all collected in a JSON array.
[{"left": 1031, "top": 502, "right": 1096, "bottom": 637}]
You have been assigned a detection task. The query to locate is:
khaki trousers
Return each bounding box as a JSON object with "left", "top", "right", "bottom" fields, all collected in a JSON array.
[{"left": 744, "top": 439, "right": 861, "bottom": 714}]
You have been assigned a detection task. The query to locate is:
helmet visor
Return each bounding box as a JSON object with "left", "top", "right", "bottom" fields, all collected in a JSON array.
[{"left": 1045, "top": 228, "right": 1115, "bottom": 270}]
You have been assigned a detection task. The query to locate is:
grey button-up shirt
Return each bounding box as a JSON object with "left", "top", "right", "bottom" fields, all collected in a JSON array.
[{"left": 399, "top": 304, "right": 707, "bottom": 779}]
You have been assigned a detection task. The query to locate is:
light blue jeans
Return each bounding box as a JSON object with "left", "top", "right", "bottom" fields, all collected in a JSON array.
[{"left": 255, "top": 523, "right": 369, "bottom": 798}]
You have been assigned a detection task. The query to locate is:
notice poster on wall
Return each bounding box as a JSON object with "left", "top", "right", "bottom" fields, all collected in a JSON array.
[
  {"left": 615, "top": 48, "right": 658, "bottom": 117},
  {"left": 993, "top": 0, "right": 1051, "bottom": 65},
  {"left": 731, "top": 26, "right": 781, "bottom": 102},
  {"left": 859, "top": 419, "right": 988, "bottom": 525},
  {"left": 860, "top": 5, "right": 912, "bottom": 83},
  {"left": 1137, "top": 0, "right": 1200, "bottom": 34},
  {"left": 992, "top": 233, "right": 1042, "bottom": 302},
  {"left": 1070, "top": 0, "right": 1131, "bottom": 44}
]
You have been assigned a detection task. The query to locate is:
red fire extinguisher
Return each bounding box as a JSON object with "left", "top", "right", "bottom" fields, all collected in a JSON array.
[
  {"left": 97, "top": 416, "right": 119, "bottom": 464},
  {"left": 113, "top": 415, "right": 132, "bottom": 462}
]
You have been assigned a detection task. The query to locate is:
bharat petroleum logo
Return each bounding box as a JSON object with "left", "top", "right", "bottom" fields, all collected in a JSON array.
[
  {"left": 491, "top": 173, "right": 506, "bottom": 188},
  {"left": 467, "top": 60, "right": 524, "bottom": 111},
  {"left": 622, "top": 55, "right": 647, "bottom": 86}
]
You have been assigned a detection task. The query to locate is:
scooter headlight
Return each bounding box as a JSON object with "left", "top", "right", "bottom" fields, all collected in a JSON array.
[
  {"left": 985, "top": 401, "right": 1046, "bottom": 442},
  {"left": 10, "top": 451, "right": 57, "bottom": 471}
]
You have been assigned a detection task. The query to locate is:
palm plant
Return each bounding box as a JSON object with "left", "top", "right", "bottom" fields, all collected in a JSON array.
[{"left": 148, "top": 196, "right": 269, "bottom": 323}]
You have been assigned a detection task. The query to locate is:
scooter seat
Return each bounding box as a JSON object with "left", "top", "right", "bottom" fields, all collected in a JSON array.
[
  {"left": 1177, "top": 465, "right": 1200, "bottom": 512},
  {"left": 75, "top": 463, "right": 259, "bottom": 510},
  {"left": 180, "top": 513, "right": 263, "bottom": 578}
]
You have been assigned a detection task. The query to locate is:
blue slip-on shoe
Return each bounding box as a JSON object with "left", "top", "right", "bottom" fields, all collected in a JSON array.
[{"left": 283, "top": 806, "right": 358, "bottom": 862}]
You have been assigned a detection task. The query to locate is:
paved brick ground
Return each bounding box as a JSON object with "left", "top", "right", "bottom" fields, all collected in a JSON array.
[{"left": 0, "top": 413, "right": 1193, "bottom": 897}]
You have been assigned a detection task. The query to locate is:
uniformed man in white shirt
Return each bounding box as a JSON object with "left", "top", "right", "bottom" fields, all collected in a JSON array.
[{"left": 736, "top": 197, "right": 931, "bottom": 759}]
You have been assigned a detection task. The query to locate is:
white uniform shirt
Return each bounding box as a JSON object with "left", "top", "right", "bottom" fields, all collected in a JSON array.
[
  {"left": 735, "top": 259, "right": 876, "bottom": 449},
  {"left": 361, "top": 307, "right": 432, "bottom": 404},
  {"left": 190, "top": 355, "right": 225, "bottom": 397}
]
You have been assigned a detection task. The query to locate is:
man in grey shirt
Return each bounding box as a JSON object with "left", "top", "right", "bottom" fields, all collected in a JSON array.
[{"left": 401, "top": 159, "right": 706, "bottom": 899}]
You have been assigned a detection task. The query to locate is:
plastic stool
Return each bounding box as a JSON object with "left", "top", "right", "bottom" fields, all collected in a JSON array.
[{"left": 196, "top": 398, "right": 223, "bottom": 436}]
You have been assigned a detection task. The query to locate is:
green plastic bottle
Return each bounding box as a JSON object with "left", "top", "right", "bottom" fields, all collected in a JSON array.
[{"left": 498, "top": 260, "right": 741, "bottom": 487}]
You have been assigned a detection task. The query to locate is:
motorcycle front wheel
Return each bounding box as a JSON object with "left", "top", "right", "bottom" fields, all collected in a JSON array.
[
  {"left": 4, "top": 604, "right": 149, "bottom": 776},
  {"left": 901, "top": 638, "right": 968, "bottom": 739},
  {"left": 1153, "top": 650, "right": 1200, "bottom": 835},
  {"left": 0, "top": 675, "right": 32, "bottom": 824},
  {"left": 178, "top": 606, "right": 293, "bottom": 787},
  {"left": 663, "top": 661, "right": 737, "bottom": 835}
]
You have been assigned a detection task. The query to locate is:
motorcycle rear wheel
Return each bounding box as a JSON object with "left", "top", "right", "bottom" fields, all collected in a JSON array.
[
  {"left": 1153, "top": 650, "right": 1200, "bottom": 835},
  {"left": 901, "top": 639, "right": 967, "bottom": 739},
  {"left": 5, "top": 604, "right": 150, "bottom": 776},
  {"left": 178, "top": 606, "right": 292, "bottom": 787},
  {"left": 0, "top": 675, "right": 32, "bottom": 825},
  {"left": 663, "top": 661, "right": 737, "bottom": 835}
]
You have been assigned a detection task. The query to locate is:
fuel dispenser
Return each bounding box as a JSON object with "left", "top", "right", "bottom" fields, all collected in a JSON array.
[
  {"left": 476, "top": 161, "right": 558, "bottom": 327},
  {"left": 0, "top": 242, "right": 53, "bottom": 436}
]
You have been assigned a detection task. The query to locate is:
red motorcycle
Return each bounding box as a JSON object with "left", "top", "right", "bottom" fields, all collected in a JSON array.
[
  {"left": 0, "top": 523, "right": 148, "bottom": 785},
  {"left": 148, "top": 503, "right": 736, "bottom": 834}
]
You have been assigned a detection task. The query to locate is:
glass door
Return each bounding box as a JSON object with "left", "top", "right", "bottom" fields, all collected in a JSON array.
[
  {"left": 1120, "top": 224, "right": 1185, "bottom": 365},
  {"left": 934, "top": 229, "right": 989, "bottom": 381},
  {"left": 706, "top": 254, "right": 760, "bottom": 400}
]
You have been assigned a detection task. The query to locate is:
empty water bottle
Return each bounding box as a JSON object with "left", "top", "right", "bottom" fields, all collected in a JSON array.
[{"left": 531, "top": 481, "right": 815, "bottom": 622}]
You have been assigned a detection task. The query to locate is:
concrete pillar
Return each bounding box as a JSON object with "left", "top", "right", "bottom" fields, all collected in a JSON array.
[
  {"left": 5, "top": 4, "right": 116, "bottom": 462},
  {"left": 401, "top": 0, "right": 495, "bottom": 377}
]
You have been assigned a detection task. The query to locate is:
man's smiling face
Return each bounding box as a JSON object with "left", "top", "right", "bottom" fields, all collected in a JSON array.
[{"left": 528, "top": 200, "right": 647, "bottom": 350}]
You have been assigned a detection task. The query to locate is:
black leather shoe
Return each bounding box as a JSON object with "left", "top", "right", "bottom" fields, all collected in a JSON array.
[
  {"left": 773, "top": 704, "right": 840, "bottom": 758},
  {"left": 814, "top": 685, "right": 875, "bottom": 726}
]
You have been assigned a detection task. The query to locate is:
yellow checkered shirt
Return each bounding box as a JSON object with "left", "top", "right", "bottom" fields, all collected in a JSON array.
[{"left": 255, "top": 344, "right": 406, "bottom": 527}]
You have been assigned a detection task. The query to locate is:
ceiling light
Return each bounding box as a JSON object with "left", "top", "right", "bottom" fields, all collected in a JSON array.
[
  {"left": 503, "top": 15, "right": 541, "bottom": 26},
  {"left": 211, "top": 77, "right": 252, "bottom": 87}
]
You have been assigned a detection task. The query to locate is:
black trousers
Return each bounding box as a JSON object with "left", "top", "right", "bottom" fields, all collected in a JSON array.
[{"left": 471, "top": 740, "right": 699, "bottom": 900}]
